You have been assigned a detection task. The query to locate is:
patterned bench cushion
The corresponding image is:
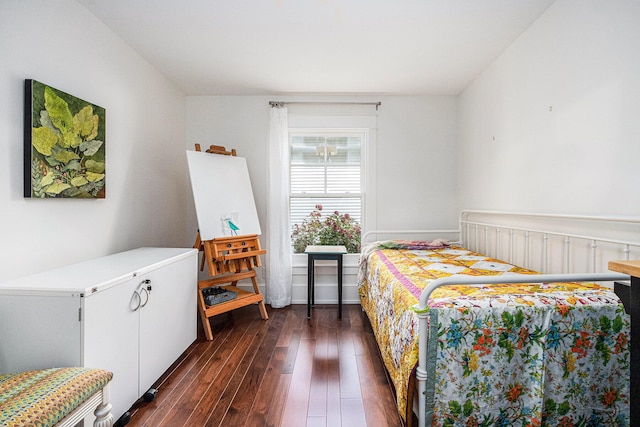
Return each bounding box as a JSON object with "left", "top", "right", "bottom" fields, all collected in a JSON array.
[{"left": 0, "top": 367, "right": 113, "bottom": 427}]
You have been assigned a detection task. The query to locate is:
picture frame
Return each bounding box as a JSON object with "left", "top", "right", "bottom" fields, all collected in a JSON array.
[{"left": 24, "top": 79, "right": 106, "bottom": 198}]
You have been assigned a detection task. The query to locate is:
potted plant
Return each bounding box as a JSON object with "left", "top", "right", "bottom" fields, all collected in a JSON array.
[{"left": 291, "top": 205, "right": 361, "bottom": 253}]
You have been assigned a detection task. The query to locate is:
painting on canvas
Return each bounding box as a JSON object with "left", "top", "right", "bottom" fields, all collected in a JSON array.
[{"left": 24, "top": 79, "right": 106, "bottom": 198}]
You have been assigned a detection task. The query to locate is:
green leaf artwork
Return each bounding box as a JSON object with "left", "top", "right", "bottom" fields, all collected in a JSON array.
[{"left": 24, "top": 79, "right": 106, "bottom": 198}]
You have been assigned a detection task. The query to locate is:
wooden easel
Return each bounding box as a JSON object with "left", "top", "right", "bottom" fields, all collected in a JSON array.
[{"left": 193, "top": 144, "right": 268, "bottom": 341}]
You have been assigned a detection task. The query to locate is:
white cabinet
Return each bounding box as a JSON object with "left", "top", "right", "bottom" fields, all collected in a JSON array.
[{"left": 0, "top": 247, "right": 198, "bottom": 422}]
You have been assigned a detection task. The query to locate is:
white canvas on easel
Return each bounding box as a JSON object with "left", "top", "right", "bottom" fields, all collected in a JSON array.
[{"left": 186, "top": 150, "right": 261, "bottom": 241}]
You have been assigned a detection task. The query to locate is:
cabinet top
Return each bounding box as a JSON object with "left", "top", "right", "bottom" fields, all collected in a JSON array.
[
  {"left": 609, "top": 260, "right": 640, "bottom": 278},
  {"left": 0, "top": 248, "right": 197, "bottom": 296}
]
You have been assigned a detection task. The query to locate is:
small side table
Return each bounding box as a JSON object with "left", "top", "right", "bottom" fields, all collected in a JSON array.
[{"left": 305, "top": 245, "right": 347, "bottom": 319}]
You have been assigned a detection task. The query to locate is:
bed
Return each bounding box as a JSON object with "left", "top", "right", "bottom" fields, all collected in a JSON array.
[{"left": 358, "top": 211, "right": 640, "bottom": 427}]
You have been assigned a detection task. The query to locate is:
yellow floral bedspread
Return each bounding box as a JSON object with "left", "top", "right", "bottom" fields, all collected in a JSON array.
[{"left": 358, "top": 243, "right": 630, "bottom": 426}]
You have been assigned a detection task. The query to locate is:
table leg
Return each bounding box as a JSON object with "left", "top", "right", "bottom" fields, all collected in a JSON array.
[
  {"left": 312, "top": 259, "right": 315, "bottom": 305},
  {"left": 617, "top": 277, "right": 639, "bottom": 425},
  {"left": 338, "top": 254, "right": 343, "bottom": 319},
  {"left": 307, "top": 255, "right": 313, "bottom": 319},
  {"left": 631, "top": 277, "right": 639, "bottom": 426}
]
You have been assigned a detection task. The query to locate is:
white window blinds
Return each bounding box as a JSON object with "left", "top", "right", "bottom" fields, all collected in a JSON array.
[{"left": 289, "top": 131, "right": 363, "bottom": 232}]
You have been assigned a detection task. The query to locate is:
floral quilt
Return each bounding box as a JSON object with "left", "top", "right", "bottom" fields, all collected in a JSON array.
[{"left": 358, "top": 243, "right": 630, "bottom": 426}]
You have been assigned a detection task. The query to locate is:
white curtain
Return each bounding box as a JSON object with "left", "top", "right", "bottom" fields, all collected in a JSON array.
[{"left": 266, "top": 105, "right": 292, "bottom": 308}]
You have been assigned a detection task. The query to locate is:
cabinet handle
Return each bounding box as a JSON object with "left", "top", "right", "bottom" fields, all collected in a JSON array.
[
  {"left": 132, "top": 279, "right": 152, "bottom": 311},
  {"left": 132, "top": 290, "right": 142, "bottom": 311},
  {"left": 139, "top": 286, "right": 150, "bottom": 308},
  {"left": 139, "top": 279, "right": 151, "bottom": 308}
]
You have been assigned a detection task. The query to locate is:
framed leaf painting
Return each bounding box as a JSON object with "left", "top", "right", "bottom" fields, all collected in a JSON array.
[{"left": 24, "top": 79, "right": 106, "bottom": 198}]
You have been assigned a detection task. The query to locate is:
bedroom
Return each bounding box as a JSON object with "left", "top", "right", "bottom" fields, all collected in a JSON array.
[{"left": 1, "top": 0, "right": 639, "bottom": 426}]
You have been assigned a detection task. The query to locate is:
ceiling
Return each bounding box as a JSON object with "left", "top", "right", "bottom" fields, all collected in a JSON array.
[{"left": 75, "top": 0, "right": 556, "bottom": 96}]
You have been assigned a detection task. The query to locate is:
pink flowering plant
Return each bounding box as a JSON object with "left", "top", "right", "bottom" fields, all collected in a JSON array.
[{"left": 291, "top": 205, "right": 361, "bottom": 253}]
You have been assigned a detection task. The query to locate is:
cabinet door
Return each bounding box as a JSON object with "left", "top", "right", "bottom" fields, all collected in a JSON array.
[
  {"left": 0, "top": 293, "right": 81, "bottom": 373},
  {"left": 83, "top": 276, "right": 141, "bottom": 421},
  {"left": 138, "top": 254, "right": 197, "bottom": 395}
]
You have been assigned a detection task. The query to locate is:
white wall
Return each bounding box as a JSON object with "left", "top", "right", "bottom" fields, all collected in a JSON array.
[
  {"left": 0, "top": 1, "right": 190, "bottom": 281},
  {"left": 186, "top": 95, "right": 458, "bottom": 302},
  {"left": 458, "top": 0, "right": 640, "bottom": 217},
  {"left": 376, "top": 96, "right": 459, "bottom": 229},
  {"left": 186, "top": 95, "right": 459, "bottom": 239}
]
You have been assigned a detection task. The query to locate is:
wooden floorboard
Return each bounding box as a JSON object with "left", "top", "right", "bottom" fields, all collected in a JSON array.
[
  {"left": 224, "top": 309, "right": 287, "bottom": 426},
  {"left": 123, "top": 304, "right": 403, "bottom": 427}
]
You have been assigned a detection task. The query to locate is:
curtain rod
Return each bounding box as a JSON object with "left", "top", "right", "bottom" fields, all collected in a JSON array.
[{"left": 269, "top": 101, "right": 381, "bottom": 110}]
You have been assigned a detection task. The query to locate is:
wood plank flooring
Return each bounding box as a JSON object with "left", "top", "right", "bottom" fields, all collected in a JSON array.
[{"left": 122, "top": 304, "right": 403, "bottom": 427}]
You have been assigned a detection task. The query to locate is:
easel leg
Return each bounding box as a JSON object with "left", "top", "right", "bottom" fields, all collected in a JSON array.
[
  {"left": 251, "top": 275, "right": 269, "bottom": 320},
  {"left": 197, "top": 288, "right": 214, "bottom": 341}
]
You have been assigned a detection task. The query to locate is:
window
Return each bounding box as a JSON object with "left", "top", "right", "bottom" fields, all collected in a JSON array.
[{"left": 289, "top": 129, "right": 366, "bottom": 253}]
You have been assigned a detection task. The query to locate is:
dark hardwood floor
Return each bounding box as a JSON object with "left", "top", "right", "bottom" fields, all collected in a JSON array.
[{"left": 123, "top": 304, "right": 403, "bottom": 427}]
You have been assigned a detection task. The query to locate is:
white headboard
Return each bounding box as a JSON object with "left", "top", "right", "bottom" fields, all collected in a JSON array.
[
  {"left": 362, "top": 210, "right": 640, "bottom": 275},
  {"left": 460, "top": 210, "right": 640, "bottom": 274}
]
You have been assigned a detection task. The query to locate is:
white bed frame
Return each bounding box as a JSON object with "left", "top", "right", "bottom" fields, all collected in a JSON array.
[{"left": 364, "top": 210, "right": 640, "bottom": 427}]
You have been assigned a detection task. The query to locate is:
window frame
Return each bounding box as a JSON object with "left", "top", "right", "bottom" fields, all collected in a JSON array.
[
  {"left": 288, "top": 114, "right": 377, "bottom": 264},
  {"left": 289, "top": 128, "right": 366, "bottom": 237}
]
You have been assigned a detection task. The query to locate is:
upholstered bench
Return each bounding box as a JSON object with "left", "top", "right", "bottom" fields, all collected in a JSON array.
[{"left": 0, "top": 367, "right": 113, "bottom": 427}]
